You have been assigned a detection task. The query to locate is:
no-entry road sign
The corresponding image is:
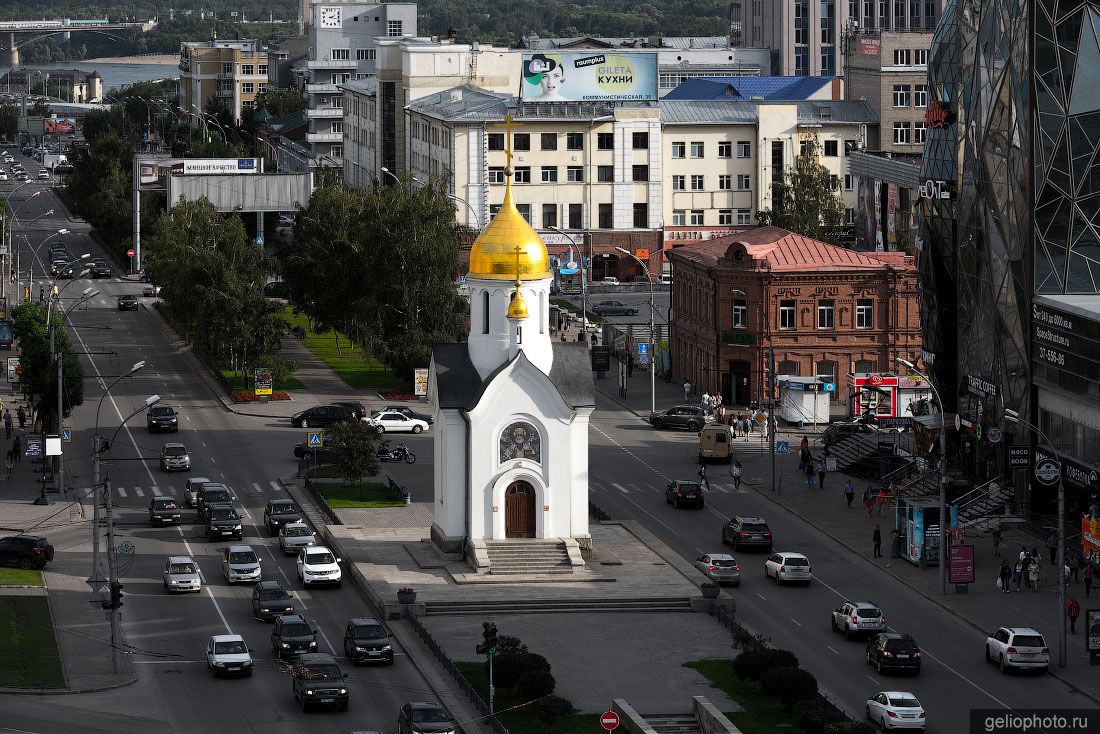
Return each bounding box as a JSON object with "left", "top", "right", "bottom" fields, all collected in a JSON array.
[
  {"left": 599, "top": 711, "right": 620, "bottom": 731},
  {"left": 127, "top": 249, "right": 135, "bottom": 257}
]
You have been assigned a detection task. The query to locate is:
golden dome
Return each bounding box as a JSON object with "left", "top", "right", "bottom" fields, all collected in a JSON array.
[
  {"left": 506, "top": 283, "right": 529, "bottom": 319},
  {"left": 467, "top": 178, "right": 551, "bottom": 280}
]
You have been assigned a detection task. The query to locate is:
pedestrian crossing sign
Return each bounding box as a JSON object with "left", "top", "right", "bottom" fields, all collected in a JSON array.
[
  {"left": 776, "top": 440, "right": 790, "bottom": 455},
  {"left": 307, "top": 431, "right": 323, "bottom": 447},
  {"left": 62, "top": 427, "right": 72, "bottom": 442}
]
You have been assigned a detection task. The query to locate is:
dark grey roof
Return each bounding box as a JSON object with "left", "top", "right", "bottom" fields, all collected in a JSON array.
[
  {"left": 661, "top": 99, "right": 878, "bottom": 125},
  {"left": 432, "top": 342, "right": 594, "bottom": 411},
  {"left": 796, "top": 100, "right": 878, "bottom": 124}
]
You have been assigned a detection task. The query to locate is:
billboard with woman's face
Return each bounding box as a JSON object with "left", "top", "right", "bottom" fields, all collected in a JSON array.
[{"left": 521, "top": 52, "right": 658, "bottom": 103}]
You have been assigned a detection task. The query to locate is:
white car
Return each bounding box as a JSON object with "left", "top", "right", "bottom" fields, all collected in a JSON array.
[
  {"left": 279, "top": 522, "right": 317, "bottom": 555},
  {"left": 865, "top": 691, "right": 925, "bottom": 730},
  {"left": 600, "top": 276, "right": 620, "bottom": 285},
  {"left": 368, "top": 410, "right": 428, "bottom": 434},
  {"left": 985, "top": 626, "right": 1049, "bottom": 673},
  {"left": 36, "top": 169, "right": 49, "bottom": 180},
  {"left": 296, "top": 545, "right": 342, "bottom": 587},
  {"left": 764, "top": 551, "right": 813, "bottom": 585},
  {"left": 221, "top": 545, "right": 261, "bottom": 584},
  {"left": 0, "top": 173, "right": 7, "bottom": 181},
  {"left": 162, "top": 555, "right": 201, "bottom": 593},
  {"left": 206, "top": 634, "right": 253, "bottom": 678},
  {"left": 143, "top": 283, "right": 161, "bottom": 297}
]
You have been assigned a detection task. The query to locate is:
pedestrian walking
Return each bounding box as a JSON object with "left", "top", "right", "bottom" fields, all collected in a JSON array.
[
  {"left": 11, "top": 436, "right": 20, "bottom": 462},
  {"left": 3, "top": 410, "right": 11, "bottom": 439},
  {"left": 844, "top": 480, "right": 855, "bottom": 509},
  {"left": 991, "top": 523, "right": 1002, "bottom": 557},
  {"left": 1046, "top": 532, "right": 1058, "bottom": 565},
  {"left": 1067, "top": 597, "right": 1081, "bottom": 634},
  {"left": 729, "top": 461, "right": 742, "bottom": 490},
  {"left": 863, "top": 487, "right": 875, "bottom": 517},
  {"left": 38, "top": 286, "right": 44, "bottom": 303},
  {"left": 1070, "top": 550, "right": 1082, "bottom": 582},
  {"left": 873, "top": 525, "right": 882, "bottom": 558},
  {"left": 591, "top": 332, "right": 599, "bottom": 346},
  {"left": 999, "top": 559, "right": 1012, "bottom": 593},
  {"left": 1085, "top": 562, "right": 1094, "bottom": 598},
  {"left": 817, "top": 464, "right": 826, "bottom": 490},
  {"left": 1029, "top": 560, "right": 1041, "bottom": 592},
  {"left": 1013, "top": 559, "right": 1024, "bottom": 592},
  {"left": 683, "top": 380, "right": 692, "bottom": 402},
  {"left": 16, "top": 406, "right": 25, "bottom": 430},
  {"left": 876, "top": 487, "right": 888, "bottom": 516},
  {"left": 804, "top": 460, "right": 815, "bottom": 490},
  {"left": 701, "top": 391, "right": 711, "bottom": 410},
  {"left": 697, "top": 462, "right": 710, "bottom": 492}
]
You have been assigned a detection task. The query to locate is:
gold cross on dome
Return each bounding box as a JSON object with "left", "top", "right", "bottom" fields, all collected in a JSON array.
[{"left": 512, "top": 243, "right": 524, "bottom": 283}]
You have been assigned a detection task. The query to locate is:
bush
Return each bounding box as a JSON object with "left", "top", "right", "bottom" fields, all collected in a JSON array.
[
  {"left": 497, "top": 635, "right": 529, "bottom": 657},
  {"left": 732, "top": 648, "right": 799, "bottom": 682},
  {"left": 531, "top": 695, "right": 576, "bottom": 731},
  {"left": 824, "top": 723, "right": 875, "bottom": 734},
  {"left": 492, "top": 652, "right": 551, "bottom": 689},
  {"left": 794, "top": 700, "right": 846, "bottom": 734},
  {"left": 760, "top": 667, "right": 818, "bottom": 709},
  {"left": 516, "top": 670, "right": 557, "bottom": 699}
]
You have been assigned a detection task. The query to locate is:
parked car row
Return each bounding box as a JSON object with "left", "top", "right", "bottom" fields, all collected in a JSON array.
[{"left": 290, "top": 403, "right": 433, "bottom": 432}]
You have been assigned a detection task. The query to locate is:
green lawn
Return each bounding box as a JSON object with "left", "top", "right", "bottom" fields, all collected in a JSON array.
[
  {"left": 220, "top": 368, "right": 304, "bottom": 392},
  {"left": 311, "top": 479, "right": 405, "bottom": 508},
  {"left": 0, "top": 568, "right": 44, "bottom": 586},
  {"left": 455, "top": 661, "right": 595, "bottom": 734},
  {"left": 684, "top": 660, "right": 805, "bottom": 734},
  {"left": 0, "top": 596, "right": 66, "bottom": 688},
  {"left": 276, "top": 307, "right": 406, "bottom": 390}
]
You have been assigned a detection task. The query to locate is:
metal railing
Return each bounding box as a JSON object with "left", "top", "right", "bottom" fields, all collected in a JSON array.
[
  {"left": 388, "top": 475, "right": 411, "bottom": 504},
  {"left": 589, "top": 500, "right": 613, "bottom": 522},
  {"left": 403, "top": 608, "right": 511, "bottom": 734},
  {"left": 301, "top": 474, "right": 343, "bottom": 525}
]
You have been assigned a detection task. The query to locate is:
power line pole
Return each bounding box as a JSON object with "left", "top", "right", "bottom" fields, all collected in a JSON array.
[
  {"left": 769, "top": 346, "right": 777, "bottom": 496},
  {"left": 104, "top": 463, "right": 121, "bottom": 674},
  {"left": 87, "top": 435, "right": 105, "bottom": 595}
]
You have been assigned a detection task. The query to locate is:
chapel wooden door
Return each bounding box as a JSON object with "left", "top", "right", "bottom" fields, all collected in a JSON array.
[{"left": 505, "top": 481, "right": 535, "bottom": 538}]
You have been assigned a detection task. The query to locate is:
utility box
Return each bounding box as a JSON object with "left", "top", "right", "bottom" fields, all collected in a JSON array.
[{"left": 778, "top": 376, "right": 830, "bottom": 425}]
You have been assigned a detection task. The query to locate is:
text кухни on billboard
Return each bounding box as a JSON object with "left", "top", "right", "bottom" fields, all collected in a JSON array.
[{"left": 521, "top": 52, "right": 658, "bottom": 103}]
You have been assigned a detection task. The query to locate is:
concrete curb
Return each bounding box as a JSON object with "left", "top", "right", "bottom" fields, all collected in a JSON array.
[{"left": 0, "top": 671, "right": 138, "bottom": 696}]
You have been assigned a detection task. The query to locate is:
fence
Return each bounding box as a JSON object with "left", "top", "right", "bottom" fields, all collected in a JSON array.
[
  {"left": 301, "top": 475, "right": 342, "bottom": 525},
  {"left": 403, "top": 608, "right": 511, "bottom": 734},
  {"left": 589, "top": 500, "right": 613, "bottom": 522},
  {"left": 389, "top": 475, "right": 411, "bottom": 504}
]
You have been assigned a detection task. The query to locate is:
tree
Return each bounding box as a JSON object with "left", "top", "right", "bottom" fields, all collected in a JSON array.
[
  {"left": 516, "top": 670, "right": 556, "bottom": 700},
  {"left": 0, "top": 105, "right": 18, "bottom": 140},
  {"left": 755, "top": 134, "right": 847, "bottom": 245},
  {"left": 531, "top": 695, "right": 576, "bottom": 733},
  {"left": 10, "top": 302, "right": 84, "bottom": 423},
  {"left": 760, "top": 667, "right": 818, "bottom": 710},
  {"left": 30, "top": 100, "right": 50, "bottom": 117},
  {"left": 325, "top": 419, "right": 380, "bottom": 485},
  {"left": 243, "top": 88, "right": 307, "bottom": 129}
]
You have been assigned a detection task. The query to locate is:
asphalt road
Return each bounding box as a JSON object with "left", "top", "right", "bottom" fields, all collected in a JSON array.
[
  {"left": 1, "top": 167, "right": 443, "bottom": 734},
  {"left": 559, "top": 289, "right": 670, "bottom": 328},
  {"left": 585, "top": 401, "right": 1093, "bottom": 731}
]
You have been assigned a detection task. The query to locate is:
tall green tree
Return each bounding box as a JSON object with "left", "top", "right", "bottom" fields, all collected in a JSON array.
[
  {"left": 326, "top": 420, "right": 380, "bottom": 485},
  {"left": 0, "top": 105, "right": 18, "bottom": 140},
  {"left": 10, "top": 302, "right": 84, "bottom": 423},
  {"left": 755, "top": 134, "right": 847, "bottom": 245}
]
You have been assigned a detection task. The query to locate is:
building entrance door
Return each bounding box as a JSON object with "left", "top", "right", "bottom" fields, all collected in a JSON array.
[
  {"left": 729, "top": 360, "right": 751, "bottom": 406},
  {"left": 505, "top": 481, "right": 536, "bottom": 538}
]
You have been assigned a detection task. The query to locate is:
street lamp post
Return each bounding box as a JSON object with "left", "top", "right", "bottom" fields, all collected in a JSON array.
[
  {"left": 28, "top": 229, "right": 71, "bottom": 298},
  {"left": 447, "top": 193, "right": 482, "bottom": 229},
  {"left": 1005, "top": 408, "right": 1067, "bottom": 669},
  {"left": 549, "top": 226, "right": 589, "bottom": 337},
  {"left": 615, "top": 247, "right": 656, "bottom": 414},
  {"left": 898, "top": 357, "right": 948, "bottom": 594}
]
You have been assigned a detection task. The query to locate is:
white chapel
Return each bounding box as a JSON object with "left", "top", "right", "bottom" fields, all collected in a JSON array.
[{"left": 428, "top": 154, "right": 595, "bottom": 563}]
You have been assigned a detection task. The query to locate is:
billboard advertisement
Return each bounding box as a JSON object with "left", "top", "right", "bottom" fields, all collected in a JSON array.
[
  {"left": 521, "top": 52, "right": 658, "bottom": 102},
  {"left": 44, "top": 117, "right": 76, "bottom": 133},
  {"left": 138, "top": 158, "right": 259, "bottom": 189}
]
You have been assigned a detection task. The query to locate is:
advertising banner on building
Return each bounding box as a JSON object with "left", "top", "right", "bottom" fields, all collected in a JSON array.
[
  {"left": 44, "top": 117, "right": 76, "bottom": 133},
  {"left": 138, "top": 158, "right": 259, "bottom": 189},
  {"left": 521, "top": 52, "right": 658, "bottom": 102},
  {"left": 414, "top": 368, "right": 429, "bottom": 397}
]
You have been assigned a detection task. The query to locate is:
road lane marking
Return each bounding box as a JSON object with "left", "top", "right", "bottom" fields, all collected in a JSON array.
[
  {"left": 252, "top": 482, "right": 262, "bottom": 493},
  {"left": 755, "top": 593, "right": 767, "bottom": 601},
  {"left": 270, "top": 481, "right": 281, "bottom": 493},
  {"left": 117, "top": 487, "right": 127, "bottom": 497},
  {"left": 591, "top": 424, "right": 671, "bottom": 481},
  {"left": 867, "top": 675, "right": 879, "bottom": 685},
  {"left": 612, "top": 493, "right": 681, "bottom": 535},
  {"left": 134, "top": 487, "right": 144, "bottom": 497},
  {"left": 612, "top": 483, "right": 629, "bottom": 493},
  {"left": 174, "top": 525, "right": 232, "bottom": 634},
  {"left": 826, "top": 646, "right": 840, "bottom": 655},
  {"left": 790, "top": 618, "right": 803, "bottom": 627}
]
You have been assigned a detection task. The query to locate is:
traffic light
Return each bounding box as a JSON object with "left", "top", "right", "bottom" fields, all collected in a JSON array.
[
  {"left": 102, "top": 580, "right": 124, "bottom": 609},
  {"left": 475, "top": 621, "right": 498, "bottom": 656}
]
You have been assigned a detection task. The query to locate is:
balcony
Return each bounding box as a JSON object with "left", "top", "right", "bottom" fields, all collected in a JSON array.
[
  {"left": 306, "top": 131, "right": 343, "bottom": 143},
  {"left": 305, "top": 83, "right": 340, "bottom": 94},
  {"left": 307, "top": 58, "right": 357, "bottom": 70},
  {"left": 307, "top": 107, "right": 345, "bottom": 119},
  {"left": 215, "top": 89, "right": 234, "bottom": 98}
]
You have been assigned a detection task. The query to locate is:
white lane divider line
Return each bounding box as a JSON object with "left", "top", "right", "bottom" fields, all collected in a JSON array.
[
  {"left": 117, "top": 487, "right": 128, "bottom": 498},
  {"left": 592, "top": 424, "right": 672, "bottom": 482},
  {"left": 174, "top": 525, "right": 232, "bottom": 634},
  {"left": 790, "top": 618, "right": 803, "bottom": 627},
  {"left": 150, "top": 486, "right": 159, "bottom": 496},
  {"left": 755, "top": 593, "right": 767, "bottom": 601},
  {"left": 826, "top": 646, "right": 840, "bottom": 655},
  {"left": 252, "top": 482, "right": 262, "bottom": 493},
  {"left": 612, "top": 482, "right": 629, "bottom": 493}
]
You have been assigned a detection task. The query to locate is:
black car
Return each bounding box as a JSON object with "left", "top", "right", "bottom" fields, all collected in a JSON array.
[
  {"left": 0, "top": 535, "right": 54, "bottom": 569},
  {"left": 722, "top": 516, "right": 773, "bottom": 552},
  {"left": 866, "top": 632, "right": 922, "bottom": 675},
  {"left": 195, "top": 483, "right": 235, "bottom": 517},
  {"left": 379, "top": 405, "right": 434, "bottom": 425},
  {"left": 206, "top": 504, "right": 243, "bottom": 540},
  {"left": 117, "top": 295, "right": 139, "bottom": 311},
  {"left": 291, "top": 653, "right": 349, "bottom": 712},
  {"left": 264, "top": 281, "right": 288, "bottom": 298},
  {"left": 290, "top": 404, "right": 356, "bottom": 428},
  {"left": 592, "top": 300, "right": 638, "bottom": 316},
  {"left": 343, "top": 617, "right": 393, "bottom": 665},
  {"left": 648, "top": 405, "right": 711, "bottom": 431},
  {"left": 252, "top": 581, "right": 295, "bottom": 621},
  {"left": 148, "top": 497, "right": 182, "bottom": 525},
  {"left": 333, "top": 400, "right": 369, "bottom": 420},
  {"left": 146, "top": 404, "right": 179, "bottom": 433},
  {"left": 273, "top": 613, "right": 318, "bottom": 659},
  {"left": 293, "top": 441, "right": 339, "bottom": 462},
  {"left": 263, "top": 499, "right": 303, "bottom": 535},
  {"left": 90, "top": 261, "right": 111, "bottom": 278},
  {"left": 398, "top": 702, "right": 455, "bottom": 734},
  {"left": 665, "top": 480, "right": 705, "bottom": 509}
]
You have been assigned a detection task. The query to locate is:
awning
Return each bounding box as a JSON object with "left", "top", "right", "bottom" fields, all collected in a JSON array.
[{"left": 911, "top": 413, "right": 958, "bottom": 431}]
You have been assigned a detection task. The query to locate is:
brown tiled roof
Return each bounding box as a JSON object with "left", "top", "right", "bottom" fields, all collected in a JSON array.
[{"left": 669, "top": 226, "right": 915, "bottom": 272}]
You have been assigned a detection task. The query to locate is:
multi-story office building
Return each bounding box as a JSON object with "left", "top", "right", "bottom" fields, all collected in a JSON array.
[
  {"left": 178, "top": 39, "right": 269, "bottom": 124},
  {"left": 300, "top": 1, "right": 417, "bottom": 165}
]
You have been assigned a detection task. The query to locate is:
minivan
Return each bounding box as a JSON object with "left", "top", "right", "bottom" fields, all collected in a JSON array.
[{"left": 698, "top": 424, "right": 734, "bottom": 463}]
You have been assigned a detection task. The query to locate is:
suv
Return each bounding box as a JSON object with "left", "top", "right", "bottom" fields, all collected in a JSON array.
[
  {"left": 398, "top": 702, "right": 456, "bottom": 734},
  {"left": 831, "top": 601, "right": 887, "bottom": 640},
  {"left": 866, "top": 633, "right": 921, "bottom": 675},
  {"left": 221, "top": 544, "right": 261, "bottom": 584},
  {"left": 160, "top": 442, "right": 191, "bottom": 472},
  {"left": 0, "top": 535, "right": 54, "bottom": 569},
  {"left": 648, "top": 405, "right": 713, "bottom": 431},
  {"left": 252, "top": 580, "right": 295, "bottom": 620},
  {"left": 206, "top": 504, "right": 243, "bottom": 540},
  {"left": 985, "top": 627, "right": 1049, "bottom": 673},
  {"left": 195, "top": 483, "right": 235, "bottom": 516},
  {"left": 665, "top": 480, "right": 705, "bottom": 509},
  {"left": 296, "top": 546, "right": 342, "bottom": 587},
  {"left": 272, "top": 613, "right": 319, "bottom": 659},
  {"left": 263, "top": 499, "right": 303, "bottom": 535},
  {"left": 343, "top": 617, "right": 393, "bottom": 665},
  {"left": 147, "top": 405, "right": 179, "bottom": 433},
  {"left": 291, "top": 653, "right": 349, "bottom": 712},
  {"left": 332, "top": 400, "right": 368, "bottom": 420},
  {"left": 722, "top": 516, "right": 773, "bottom": 552},
  {"left": 148, "top": 496, "right": 182, "bottom": 525}
]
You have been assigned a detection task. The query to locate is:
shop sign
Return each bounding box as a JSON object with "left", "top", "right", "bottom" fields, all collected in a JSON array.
[
  {"left": 963, "top": 374, "right": 998, "bottom": 398},
  {"left": 919, "top": 179, "right": 956, "bottom": 200},
  {"left": 860, "top": 38, "right": 881, "bottom": 56},
  {"left": 664, "top": 228, "right": 742, "bottom": 242},
  {"left": 925, "top": 100, "right": 955, "bottom": 129},
  {"left": 720, "top": 332, "right": 757, "bottom": 345}
]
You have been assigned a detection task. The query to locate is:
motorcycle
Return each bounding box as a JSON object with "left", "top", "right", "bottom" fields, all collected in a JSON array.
[{"left": 378, "top": 442, "right": 416, "bottom": 464}]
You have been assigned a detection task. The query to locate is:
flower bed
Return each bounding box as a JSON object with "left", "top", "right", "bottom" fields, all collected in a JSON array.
[
  {"left": 378, "top": 389, "right": 418, "bottom": 401},
  {"left": 231, "top": 390, "right": 291, "bottom": 403}
]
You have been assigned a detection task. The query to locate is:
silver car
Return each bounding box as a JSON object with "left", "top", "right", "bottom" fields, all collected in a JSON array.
[
  {"left": 221, "top": 545, "right": 261, "bottom": 584},
  {"left": 279, "top": 522, "right": 317, "bottom": 555},
  {"left": 832, "top": 601, "right": 887, "bottom": 639},
  {"left": 184, "top": 476, "right": 210, "bottom": 508},
  {"left": 163, "top": 555, "right": 202, "bottom": 593},
  {"left": 693, "top": 553, "right": 742, "bottom": 586},
  {"left": 160, "top": 442, "right": 191, "bottom": 472}
]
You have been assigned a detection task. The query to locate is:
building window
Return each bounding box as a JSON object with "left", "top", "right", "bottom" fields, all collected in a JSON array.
[
  {"left": 736, "top": 208, "right": 751, "bottom": 225},
  {"left": 488, "top": 167, "right": 505, "bottom": 183},
  {"left": 736, "top": 174, "right": 751, "bottom": 191},
  {"left": 488, "top": 133, "right": 505, "bottom": 150},
  {"left": 892, "top": 84, "right": 911, "bottom": 107},
  {"left": 893, "top": 122, "right": 912, "bottom": 144},
  {"left": 633, "top": 203, "right": 648, "bottom": 227},
  {"left": 690, "top": 175, "right": 704, "bottom": 190},
  {"left": 856, "top": 299, "right": 874, "bottom": 328},
  {"left": 541, "top": 166, "right": 559, "bottom": 183},
  {"left": 242, "top": 100, "right": 255, "bottom": 110},
  {"left": 566, "top": 132, "right": 584, "bottom": 150},
  {"left": 854, "top": 359, "right": 877, "bottom": 374},
  {"left": 671, "top": 141, "right": 686, "bottom": 158},
  {"left": 222, "top": 62, "right": 233, "bottom": 75},
  {"left": 632, "top": 131, "right": 649, "bottom": 149},
  {"left": 242, "top": 82, "right": 254, "bottom": 94},
  {"left": 817, "top": 299, "right": 835, "bottom": 328},
  {"left": 893, "top": 48, "right": 911, "bottom": 65},
  {"left": 259, "top": 64, "right": 268, "bottom": 75},
  {"left": 356, "top": 49, "right": 375, "bottom": 61},
  {"left": 845, "top": 207, "right": 855, "bottom": 224},
  {"left": 597, "top": 165, "right": 614, "bottom": 182},
  {"left": 718, "top": 141, "right": 732, "bottom": 158},
  {"left": 718, "top": 175, "right": 731, "bottom": 190},
  {"left": 913, "top": 83, "right": 927, "bottom": 107},
  {"left": 542, "top": 204, "right": 557, "bottom": 228},
  {"left": 387, "top": 20, "right": 403, "bottom": 36},
  {"left": 914, "top": 122, "right": 927, "bottom": 144},
  {"left": 913, "top": 48, "right": 928, "bottom": 65},
  {"left": 672, "top": 175, "right": 686, "bottom": 191},
  {"left": 800, "top": 139, "right": 813, "bottom": 157},
  {"left": 779, "top": 300, "right": 796, "bottom": 329},
  {"left": 598, "top": 203, "right": 614, "bottom": 229},
  {"left": 732, "top": 299, "right": 747, "bottom": 328},
  {"left": 597, "top": 132, "right": 615, "bottom": 150},
  {"left": 568, "top": 203, "right": 583, "bottom": 229},
  {"left": 514, "top": 166, "right": 531, "bottom": 183},
  {"left": 541, "top": 133, "right": 558, "bottom": 150},
  {"left": 829, "top": 175, "right": 840, "bottom": 191},
  {"left": 672, "top": 210, "right": 686, "bottom": 226},
  {"left": 513, "top": 134, "right": 531, "bottom": 151},
  {"left": 259, "top": 83, "right": 268, "bottom": 94},
  {"left": 567, "top": 166, "right": 584, "bottom": 182},
  {"left": 736, "top": 140, "right": 751, "bottom": 158},
  {"left": 689, "top": 209, "right": 704, "bottom": 225},
  {"left": 241, "top": 64, "right": 255, "bottom": 75},
  {"left": 844, "top": 174, "right": 853, "bottom": 190},
  {"left": 632, "top": 164, "right": 649, "bottom": 182},
  {"left": 718, "top": 209, "right": 733, "bottom": 225},
  {"left": 823, "top": 139, "right": 839, "bottom": 156},
  {"left": 689, "top": 141, "right": 704, "bottom": 158},
  {"left": 778, "top": 359, "right": 799, "bottom": 376},
  {"left": 816, "top": 360, "right": 837, "bottom": 395},
  {"left": 331, "top": 49, "right": 349, "bottom": 61},
  {"left": 517, "top": 203, "right": 532, "bottom": 224},
  {"left": 329, "top": 121, "right": 343, "bottom": 134},
  {"left": 482, "top": 291, "right": 490, "bottom": 333}
]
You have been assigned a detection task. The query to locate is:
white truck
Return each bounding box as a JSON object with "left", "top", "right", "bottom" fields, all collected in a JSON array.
[{"left": 41, "top": 153, "right": 67, "bottom": 170}]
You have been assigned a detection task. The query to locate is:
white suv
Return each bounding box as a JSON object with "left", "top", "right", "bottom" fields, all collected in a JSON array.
[
  {"left": 831, "top": 601, "right": 887, "bottom": 640},
  {"left": 764, "top": 551, "right": 813, "bottom": 585},
  {"left": 985, "top": 627, "right": 1049, "bottom": 673},
  {"left": 296, "top": 545, "right": 342, "bottom": 587}
]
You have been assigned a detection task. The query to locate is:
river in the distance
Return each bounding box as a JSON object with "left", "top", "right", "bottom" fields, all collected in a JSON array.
[{"left": 0, "top": 62, "right": 179, "bottom": 94}]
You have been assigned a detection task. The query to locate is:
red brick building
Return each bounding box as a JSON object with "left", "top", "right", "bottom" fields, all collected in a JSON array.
[{"left": 669, "top": 226, "right": 922, "bottom": 411}]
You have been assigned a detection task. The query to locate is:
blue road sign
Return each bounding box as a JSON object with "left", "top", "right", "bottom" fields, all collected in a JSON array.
[
  {"left": 637, "top": 343, "right": 649, "bottom": 354},
  {"left": 62, "top": 427, "right": 72, "bottom": 442},
  {"left": 25, "top": 435, "right": 43, "bottom": 458},
  {"left": 307, "top": 431, "right": 323, "bottom": 448},
  {"left": 824, "top": 382, "right": 836, "bottom": 393},
  {"left": 255, "top": 235, "right": 265, "bottom": 247},
  {"left": 775, "top": 440, "right": 790, "bottom": 455}
]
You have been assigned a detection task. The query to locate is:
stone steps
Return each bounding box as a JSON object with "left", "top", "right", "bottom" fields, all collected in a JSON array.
[
  {"left": 646, "top": 714, "right": 703, "bottom": 734},
  {"left": 422, "top": 596, "right": 694, "bottom": 616},
  {"left": 485, "top": 540, "right": 573, "bottom": 575}
]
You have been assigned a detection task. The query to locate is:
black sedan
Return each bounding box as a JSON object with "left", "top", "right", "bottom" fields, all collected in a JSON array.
[
  {"left": 0, "top": 535, "right": 54, "bottom": 569},
  {"left": 290, "top": 404, "right": 356, "bottom": 428},
  {"left": 252, "top": 581, "right": 295, "bottom": 621},
  {"left": 117, "top": 295, "right": 139, "bottom": 311},
  {"left": 90, "top": 261, "right": 111, "bottom": 278}
]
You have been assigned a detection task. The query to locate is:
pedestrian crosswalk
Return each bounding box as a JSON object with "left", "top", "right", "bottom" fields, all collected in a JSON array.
[
  {"left": 113, "top": 480, "right": 283, "bottom": 499},
  {"left": 590, "top": 481, "right": 749, "bottom": 495}
]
